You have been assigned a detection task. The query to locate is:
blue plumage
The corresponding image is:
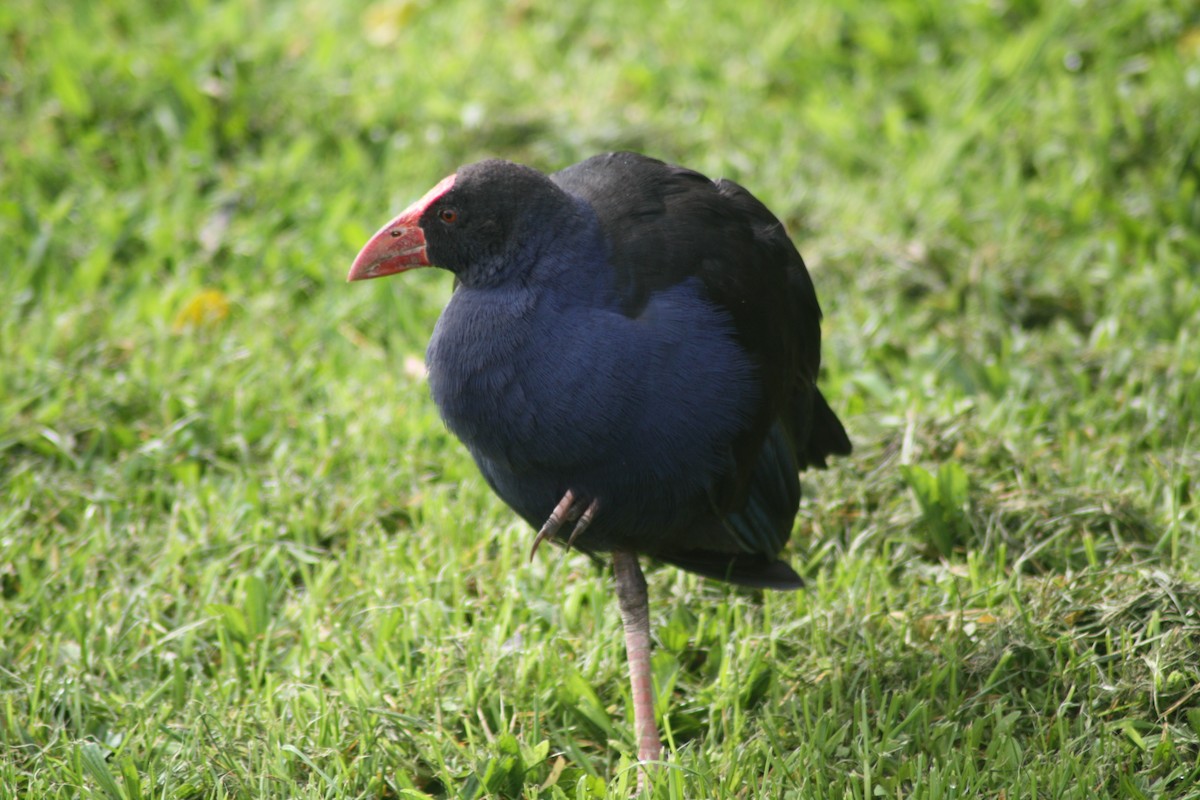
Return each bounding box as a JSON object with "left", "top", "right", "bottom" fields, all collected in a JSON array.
[
  {"left": 429, "top": 271, "right": 760, "bottom": 554},
  {"left": 349, "top": 152, "right": 851, "bottom": 588}
]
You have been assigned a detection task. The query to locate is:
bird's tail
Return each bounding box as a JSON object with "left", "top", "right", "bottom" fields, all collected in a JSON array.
[
  {"left": 803, "top": 388, "right": 851, "bottom": 468},
  {"left": 652, "top": 551, "right": 803, "bottom": 590}
]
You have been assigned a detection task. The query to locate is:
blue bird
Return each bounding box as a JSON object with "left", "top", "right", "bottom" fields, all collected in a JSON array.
[{"left": 348, "top": 152, "right": 850, "bottom": 778}]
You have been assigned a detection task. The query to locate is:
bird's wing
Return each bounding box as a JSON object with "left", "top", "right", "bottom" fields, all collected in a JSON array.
[
  {"left": 552, "top": 153, "right": 850, "bottom": 564},
  {"left": 561, "top": 156, "right": 843, "bottom": 438}
]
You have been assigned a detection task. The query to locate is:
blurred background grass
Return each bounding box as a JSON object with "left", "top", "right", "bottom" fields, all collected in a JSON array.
[{"left": 2, "top": 0, "right": 1200, "bottom": 797}]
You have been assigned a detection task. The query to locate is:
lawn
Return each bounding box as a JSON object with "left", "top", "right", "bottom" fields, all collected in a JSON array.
[{"left": 2, "top": 0, "right": 1199, "bottom": 797}]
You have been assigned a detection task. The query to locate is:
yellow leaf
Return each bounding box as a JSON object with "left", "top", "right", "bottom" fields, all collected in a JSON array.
[{"left": 173, "top": 289, "right": 230, "bottom": 331}]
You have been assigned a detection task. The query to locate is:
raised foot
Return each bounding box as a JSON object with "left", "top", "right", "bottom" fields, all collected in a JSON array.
[{"left": 529, "top": 489, "right": 599, "bottom": 560}]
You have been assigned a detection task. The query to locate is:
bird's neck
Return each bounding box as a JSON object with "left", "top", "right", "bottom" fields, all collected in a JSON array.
[{"left": 454, "top": 197, "right": 612, "bottom": 300}]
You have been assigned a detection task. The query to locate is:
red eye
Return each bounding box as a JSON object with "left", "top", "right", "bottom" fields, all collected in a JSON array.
[{"left": 439, "top": 208, "right": 458, "bottom": 224}]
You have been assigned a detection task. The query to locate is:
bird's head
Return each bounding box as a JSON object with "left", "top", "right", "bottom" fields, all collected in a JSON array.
[{"left": 348, "top": 159, "right": 576, "bottom": 287}]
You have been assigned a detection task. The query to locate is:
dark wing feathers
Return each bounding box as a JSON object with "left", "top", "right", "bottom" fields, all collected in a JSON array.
[
  {"left": 553, "top": 153, "right": 729, "bottom": 315},
  {"left": 553, "top": 152, "right": 849, "bottom": 583},
  {"left": 721, "top": 421, "right": 801, "bottom": 555}
]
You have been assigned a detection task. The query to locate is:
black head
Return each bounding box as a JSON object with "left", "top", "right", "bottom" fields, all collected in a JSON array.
[
  {"left": 425, "top": 159, "right": 580, "bottom": 285},
  {"left": 348, "top": 159, "right": 584, "bottom": 287}
]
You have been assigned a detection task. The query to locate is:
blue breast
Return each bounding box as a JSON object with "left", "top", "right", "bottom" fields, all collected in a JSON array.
[{"left": 425, "top": 253, "right": 759, "bottom": 551}]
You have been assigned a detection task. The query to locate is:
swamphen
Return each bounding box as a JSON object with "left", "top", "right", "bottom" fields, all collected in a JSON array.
[{"left": 348, "top": 152, "right": 850, "bottom": 778}]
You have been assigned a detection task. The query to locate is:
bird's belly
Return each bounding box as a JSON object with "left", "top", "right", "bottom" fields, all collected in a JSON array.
[{"left": 426, "top": 282, "right": 760, "bottom": 548}]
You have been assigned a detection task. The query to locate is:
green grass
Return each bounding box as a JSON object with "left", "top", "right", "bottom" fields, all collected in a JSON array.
[{"left": 3, "top": 0, "right": 1199, "bottom": 796}]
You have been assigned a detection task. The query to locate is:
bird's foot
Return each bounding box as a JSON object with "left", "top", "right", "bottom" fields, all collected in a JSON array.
[
  {"left": 529, "top": 490, "right": 599, "bottom": 560},
  {"left": 564, "top": 497, "right": 599, "bottom": 550}
]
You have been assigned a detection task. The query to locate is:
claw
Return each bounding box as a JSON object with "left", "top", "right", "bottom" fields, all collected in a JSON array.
[
  {"left": 529, "top": 490, "right": 576, "bottom": 561},
  {"left": 529, "top": 492, "right": 602, "bottom": 562},
  {"left": 564, "top": 498, "right": 600, "bottom": 551}
]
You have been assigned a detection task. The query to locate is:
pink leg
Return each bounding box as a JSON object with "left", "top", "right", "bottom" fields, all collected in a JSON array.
[{"left": 612, "top": 549, "right": 662, "bottom": 789}]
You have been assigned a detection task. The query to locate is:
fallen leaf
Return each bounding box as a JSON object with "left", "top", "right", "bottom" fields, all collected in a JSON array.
[{"left": 173, "top": 289, "right": 230, "bottom": 331}]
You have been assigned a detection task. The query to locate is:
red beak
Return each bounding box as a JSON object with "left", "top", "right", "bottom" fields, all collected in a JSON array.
[{"left": 347, "top": 174, "right": 456, "bottom": 282}]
